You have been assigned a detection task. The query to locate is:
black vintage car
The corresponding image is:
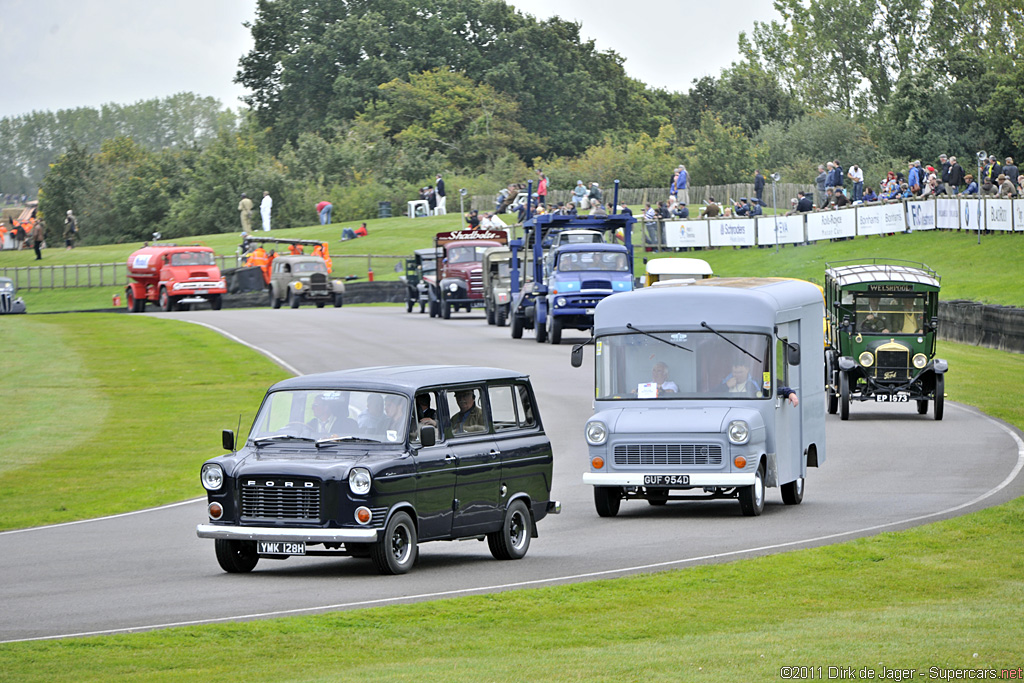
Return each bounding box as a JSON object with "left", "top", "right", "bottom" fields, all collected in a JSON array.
[{"left": 197, "top": 366, "right": 559, "bottom": 575}]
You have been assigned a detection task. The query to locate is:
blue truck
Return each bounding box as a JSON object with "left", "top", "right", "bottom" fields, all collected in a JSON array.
[{"left": 509, "top": 182, "right": 636, "bottom": 344}]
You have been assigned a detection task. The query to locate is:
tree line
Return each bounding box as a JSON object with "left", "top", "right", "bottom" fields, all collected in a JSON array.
[{"left": 5, "top": 0, "right": 1021, "bottom": 245}]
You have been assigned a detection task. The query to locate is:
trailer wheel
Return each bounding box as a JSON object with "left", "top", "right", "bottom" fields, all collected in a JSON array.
[
  {"left": 214, "top": 539, "right": 259, "bottom": 573},
  {"left": 209, "top": 294, "right": 222, "bottom": 311},
  {"left": 934, "top": 374, "right": 944, "bottom": 421},
  {"left": 738, "top": 461, "right": 765, "bottom": 516},
  {"left": 159, "top": 287, "right": 172, "bottom": 312},
  {"left": 126, "top": 288, "right": 144, "bottom": 313},
  {"left": 839, "top": 371, "right": 851, "bottom": 421},
  {"left": 594, "top": 486, "right": 621, "bottom": 517}
]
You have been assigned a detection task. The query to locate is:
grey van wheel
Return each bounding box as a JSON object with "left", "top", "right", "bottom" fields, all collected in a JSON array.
[
  {"left": 594, "top": 486, "right": 621, "bottom": 517},
  {"left": 781, "top": 476, "right": 804, "bottom": 505},
  {"left": 738, "top": 462, "right": 765, "bottom": 516},
  {"left": 487, "top": 499, "right": 531, "bottom": 560}
]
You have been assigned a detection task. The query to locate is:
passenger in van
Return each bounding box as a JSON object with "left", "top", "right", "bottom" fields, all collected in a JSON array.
[
  {"left": 651, "top": 362, "right": 678, "bottom": 393},
  {"left": 452, "top": 389, "right": 486, "bottom": 433},
  {"left": 721, "top": 362, "right": 761, "bottom": 396},
  {"left": 358, "top": 394, "right": 388, "bottom": 433},
  {"left": 309, "top": 393, "right": 356, "bottom": 437},
  {"left": 416, "top": 394, "right": 437, "bottom": 426},
  {"left": 384, "top": 395, "right": 406, "bottom": 435}
]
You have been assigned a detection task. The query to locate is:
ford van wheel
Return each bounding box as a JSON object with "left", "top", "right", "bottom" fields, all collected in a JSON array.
[
  {"left": 511, "top": 313, "right": 523, "bottom": 339},
  {"left": 214, "top": 539, "right": 259, "bottom": 573},
  {"left": 594, "top": 486, "right": 621, "bottom": 517},
  {"left": 488, "top": 499, "right": 531, "bottom": 560},
  {"left": 647, "top": 488, "right": 669, "bottom": 506},
  {"left": 934, "top": 375, "right": 944, "bottom": 421},
  {"left": 159, "top": 287, "right": 172, "bottom": 312},
  {"left": 839, "top": 372, "right": 850, "bottom": 421},
  {"left": 289, "top": 290, "right": 300, "bottom": 309},
  {"left": 334, "top": 293, "right": 344, "bottom": 308},
  {"left": 372, "top": 511, "right": 418, "bottom": 575},
  {"left": 738, "top": 462, "right": 765, "bottom": 516},
  {"left": 781, "top": 476, "right": 804, "bottom": 505}
]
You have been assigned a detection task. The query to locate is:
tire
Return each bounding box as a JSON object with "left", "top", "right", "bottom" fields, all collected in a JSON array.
[
  {"left": 486, "top": 303, "right": 495, "bottom": 325},
  {"left": 917, "top": 399, "right": 928, "bottom": 415},
  {"left": 126, "top": 288, "right": 142, "bottom": 313},
  {"left": 270, "top": 288, "right": 281, "bottom": 309},
  {"left": 781, "top": 476, "right": 804, "bottom": 505},
  {"left": 209, "top": 294, "right": 222, "bottom": 310},
  {"left": 487, "top": 499, "right": 531, "bottom": 560},
  {"left": 406, "top": 298, "right": 414, "bottom": 313},
  {"left": 214, "top": 539, "right": 259, "bottom": 573},
  {"left": 511, "top": 313, "right": 524, "bottom": 339},
  {"left": 839, "top": 371, "right": 850, "bottom": 421},
  {"left": 441, "top": 295, "right": 451, "bottom": 319},
  {"left": 738, "top": 461, "right": 766, "bottom": 516},
  {"left": 496, "top": 305, "right": 507, "bottom": 327},
  {"left": 825, "top": 351, "right": 838, "bottom": 414},
  {"left": 371, "top": 511, "right": 418, "bottom": 575},
  {"left": 429, "top": 298, "right": 439, "bottom": 318},
  {"left": 159, "top": 287, "right": 172, "bottom": 312},
  {"left": 548, "top": 315, "right": 562, "bottom": 345},
  {"left": 334, "top": 293, "right": 344, "bottom": 308},
  {"left": 419, "top": 300, "right": 426, "bottom": 314},
  {"left": 646, "top": 488, "right": 669, "bottom": 506},
  {"left": 594, "top": 486, "right": 621, "bottom": 517},
  {"left": 289, "top": 290, "right": 300, "bottom": 309},
  {"left": 934, "top": 374, "right": 944, "bottom": 421}
]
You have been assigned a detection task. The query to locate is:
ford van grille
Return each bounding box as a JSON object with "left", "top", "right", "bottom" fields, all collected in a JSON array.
[
  {"left": 613, "top": 444, "right": 723, "bottom": 466},
  {"left": 241, "top": 479, "right": 321, "bottom": 522}
]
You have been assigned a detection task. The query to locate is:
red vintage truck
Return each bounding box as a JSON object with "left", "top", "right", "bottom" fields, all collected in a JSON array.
[
  {"left": 425, "top": 229, "right": 507, "bottom": 319},
  {"left": 125, "top": 244, "right": 227, "bottom": 312}
]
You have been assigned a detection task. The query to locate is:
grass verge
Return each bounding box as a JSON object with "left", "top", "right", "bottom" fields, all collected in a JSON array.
[{"left": 0, "top": 313, "right": 1021, "bottom": 679}]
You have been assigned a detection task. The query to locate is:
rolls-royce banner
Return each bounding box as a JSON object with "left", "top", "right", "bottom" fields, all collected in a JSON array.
[
  {"left": 960, "top": 199, "right": 984, "bottom": 231},
  {"left": 756, "top": 215, "right": 805, "bottom": 245},
  {"left": 664, "top": 220, "right": 711, "bottom": 249},
  {"left": 856, "top": 202, "right": 905, "bottom": 236},
  {"left": 906, "top": 200, "right": 935, "bottom": 231},
  {"left": 986, "top": 199, "right": 1013, "bottom": 231},
  {"left": 709, "top": 219, "right": 757, "bottom": 247},
  {"left": 1014, "top": 200, "right": 1024, "bottom": 232},
  {"left": 935, "top": 198, "right": 959, "bottom": 230},
  {"left": 806, "top": 209, "right": 856, "bottom": 241}
]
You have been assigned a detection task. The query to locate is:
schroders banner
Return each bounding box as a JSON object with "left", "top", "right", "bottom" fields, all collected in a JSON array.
[
  {"left": 663, "top": 220, "right": 710, "bottom": 249},
  {"left": 806, "top": 209, "right": 856, "bottom": 241},
  {"left": 709, "top": 219, "right": 757, "bottom": 247},
  {"left": 986, "top": 199, "right": 1013, "bottom": 231},
  {"left": 756, "top": 215, "right": 805, "bottom": 245},
  {"left": 935, "top": 198, "right": 959, "bottom": 230},
  {"left": 856, "top": 203, "right": 905, "bottom": 236},
  {"left": 960, "top": 199, "right": 984, "bottom": 231},
  {"left": 906, "top": 200, "right": 935, "bottom": 231},
  {"left": 1014, "top": 200, "right": 1024, "bottom": 232}
]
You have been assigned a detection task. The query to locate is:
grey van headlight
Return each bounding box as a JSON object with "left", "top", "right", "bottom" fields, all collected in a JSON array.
[
  {"left": 201, "top": 463, "right": 224, "bottom": 491},
  {"left": 727, "top": 420, "right": 749, "bottom": 445},
  {"left": 585, "top": 421, "right": 607, "bottom": 445},
  {"left": 349, "top": 468, "right": 372, "bottom": 495}
]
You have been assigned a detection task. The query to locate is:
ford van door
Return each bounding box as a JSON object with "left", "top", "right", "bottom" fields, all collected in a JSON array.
[
  {"left": 775, "top": 321, "right": 803, "bottom": 485},
  {"left": 412, "top": 391, "right": 457, "bottom": 541},
  {"left": 446, "top": 387, "right": 503, "bottom": 535}
]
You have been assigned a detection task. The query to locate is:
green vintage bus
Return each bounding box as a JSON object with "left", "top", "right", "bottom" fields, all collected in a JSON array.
[{"left": 824, "top": 259, "right": 948, "bottom": 420}]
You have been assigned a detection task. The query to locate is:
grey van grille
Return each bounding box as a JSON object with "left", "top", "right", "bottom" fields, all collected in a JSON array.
[
  {"left": 241, "top": 479, "right": 321, "bottom": 522},
  {"left": 613, "top": 444, "right": 723, "bottom": 466}
]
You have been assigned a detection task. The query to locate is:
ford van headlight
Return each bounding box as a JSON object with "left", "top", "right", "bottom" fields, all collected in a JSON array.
[
  {"left": 912, "top": 353, "right": 927, "bottom": 369},
  {"left": 201, "top": 463, "right": 224, "bottom": 491},
  {"left": 585, "top": 421, "right": 607, "bottom": 445},
  {"left": 858, "top": 351, "right": 874, "bottom": 367},
  {"left": 727, "top": 420, "right": 749, "bottom": 445},
  {"left": 349, "top": 468, "right": 372, "bottom": 495}
]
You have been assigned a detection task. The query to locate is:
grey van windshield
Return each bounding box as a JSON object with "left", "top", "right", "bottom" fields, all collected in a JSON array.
[{"left": 595, "top": 331, "right": 772, "bottom": 400}]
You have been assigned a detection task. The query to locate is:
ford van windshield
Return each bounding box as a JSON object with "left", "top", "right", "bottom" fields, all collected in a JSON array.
[{"left": 595, "top": 331, "right": 772, "bottom": 400}]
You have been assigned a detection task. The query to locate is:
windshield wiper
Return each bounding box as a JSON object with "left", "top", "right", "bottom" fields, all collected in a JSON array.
[
  {"left": 699, "top": 321, "right": 762, "bottom": 364},
  {"left": 626, "top": 323, "right": 692, "bottom": 352},
  {"left": 252, "top": 435, "right": 317, "bottom": 447},
  {"left": 316, "top": 436, "right": 382, "bottom": 447}
]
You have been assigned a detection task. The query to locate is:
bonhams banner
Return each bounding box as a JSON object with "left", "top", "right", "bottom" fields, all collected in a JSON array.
[
  {"left": 664, "top": 220, "right": 711, "bottom": 249},
  {"left": 756, "top": 215, "right": 805, "bottom": 245},
  {"left": 935, "top": 198, "right": 959, "bottom": 230},
  {"left": 906, "top": 200, "right": 935, "bottom": 231},
  {"left": 856, "top": 203, "right": 905, "bottom": 236},
  {"left": 986, "top": 199, "right": 1013, "bottom": 231},
  {"left": 806, "top": 209, "right": 856, "bottom": 241},
  {"left": 709, "top": 219, "right": 757, "bottom": 247}
]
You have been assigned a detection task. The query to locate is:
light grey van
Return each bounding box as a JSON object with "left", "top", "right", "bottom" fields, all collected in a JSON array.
[{"left": 572, "top": 277, "right": 826, "bottom": 516}]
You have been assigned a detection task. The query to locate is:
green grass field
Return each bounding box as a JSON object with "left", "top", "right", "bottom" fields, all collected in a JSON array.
[{"left": 1, "top": 224, "right": 1023, "bottom": 680}]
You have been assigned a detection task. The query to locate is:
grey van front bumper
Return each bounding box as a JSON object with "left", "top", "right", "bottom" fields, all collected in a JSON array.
[{"left": 583, "top": 472, "right": 755, "bottom": 487}]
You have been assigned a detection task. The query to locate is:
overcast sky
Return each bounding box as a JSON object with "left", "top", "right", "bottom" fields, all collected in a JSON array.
[{"left": 0, "top": 0, "right": 778, "bottom": 120}]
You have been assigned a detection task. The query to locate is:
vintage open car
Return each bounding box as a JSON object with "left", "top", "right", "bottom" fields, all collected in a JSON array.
[
  {"left": 400, "top": 247, "right": 437, "bottom": 314},
  {"left": 824, "top": 259, "right": 947, "bottom": 420}
]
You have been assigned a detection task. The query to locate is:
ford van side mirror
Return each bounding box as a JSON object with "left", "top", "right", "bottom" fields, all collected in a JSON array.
[
  {"left": 787, "top": 342, "right": 801, "bottom": 366},
  {"left": 420, "top": 425, "right": 436, "bottom": 447},
  {"left": 222, "top": 429, "right": 235, "bottom": 451},
  {"left": 571, "top": 344, "right": 584, "bottom": 367}
]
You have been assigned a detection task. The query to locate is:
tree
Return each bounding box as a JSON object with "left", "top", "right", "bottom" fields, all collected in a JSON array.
[{"left": 681, "top": 112, "right": 765, "bottom": 186}]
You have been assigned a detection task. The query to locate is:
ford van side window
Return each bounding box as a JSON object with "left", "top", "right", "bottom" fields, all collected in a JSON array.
[
  {"left": 446, "top": 387, "right": 490, "bottom": 436},
  {"left": 515, "top": 383, "right": 536, "bottom": 427},
  {"left": 488, "top": 385, "right": 518, "bottom": 431}
]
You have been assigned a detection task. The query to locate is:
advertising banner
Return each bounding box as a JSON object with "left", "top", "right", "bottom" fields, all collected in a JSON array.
[
  {"left": 664, "top": 220, "right": 710, "bottom": 249},
  {"left": 960, "top": 198, "right": 984, "bottom": 232},
  {"left": 906, "top": 200, "right": 935, "bottom": 231},
  {"left": 709, "top": 219, "right": 757, "bottom": 247},
  {"left": 855, "top": 203, "right": 905, "bottom": 236},
  {"left": 935, "top": 198, "right": 959, "bottom": 230},
  {"left": 756, "top": 215, "right": 805, "bottom": 245},
  {"left": 1014, "top": 199, "right": 1024, "bottom": 232},
  {"left": 986, "top": 199, "right": 1013, "bottom": 231},
  {"left": 806, "top": 209, "right": 856, "bottom": 242}
]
